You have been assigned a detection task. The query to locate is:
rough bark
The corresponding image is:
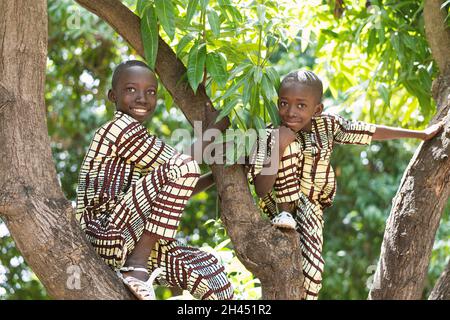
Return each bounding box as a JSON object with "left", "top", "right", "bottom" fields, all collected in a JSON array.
[
  {"left": 428, "top": 260, "right": 450, "bottom": 300},
  {"left": 424, "top": 0, "right": 450, "bottom": 73},
  {"left": 368, "top": 0, "right": 450, "bottom": 300},
  {"left": 0, "top": 0, "right": 303, "bottom": 299},
  {"left": 74, "top": 0, "right": 304, "bottom": 300},
  {"left": 0, "top": 0, "right": 135, "bottom": 300}
]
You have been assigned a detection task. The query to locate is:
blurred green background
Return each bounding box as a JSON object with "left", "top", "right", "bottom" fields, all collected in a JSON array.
[{"left": 0, "top": 0, "right": 448, "bottom": 300}]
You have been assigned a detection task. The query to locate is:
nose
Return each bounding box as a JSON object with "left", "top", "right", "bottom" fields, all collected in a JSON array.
[
  {"left": 135, "top": 90, "right": 146, "bottom": 103},
  {"left": 287, "top": 105, "right": 297, "bottom": 118}
]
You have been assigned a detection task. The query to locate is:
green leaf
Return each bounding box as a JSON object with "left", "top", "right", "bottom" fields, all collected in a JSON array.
[
  {"left": 185, "top": 0, "right": 199, "bottom": 24},
  {"left": 216, "top": 96, "right": 240, "bottom": 123},
  {"left": 187, "top": 42, "right": 207, "bottom": 93},
  {"left": 367, "top": 28, "right": 377, "bottom": 55},
  {"left": 176, "top": 33, "right": 195, "bottom": 56},
  {"left": 207, "top": 10, "right": 221, "bottom": 37},
  {"left": 252, "top": 66, "right": 263, "bottom": 84},
  {"left": 261, "top": 73, "right": 277, "bottom": 100},
  {"left": 250, "top": 85, "right": 260, "bottom": 115},
  {"left": 253, "top": 115, "right": 266, "bottom": 130},
  {"left": 265, "top": 98, "right": 280, "bottom": 126},
  {"left": 265, "top": 67, "right": 280, "bottom": 91},
  {"left": 377, "top": 84, "right": 390, "bottom": 108},
  {"left": 219, "top": 72, "right": 250, "bottom": 102},
  {"left": 136, "top": 0, "right": 149, "bottom": 17},
  {"left": 141, "top": 5, "right": 159, "bottom": 69},
  {"left": 206, "top": 52, "right": 228, "bottom": 88},
  {"left": 155, "top": 0, "right": 175, "bottom": 40}
]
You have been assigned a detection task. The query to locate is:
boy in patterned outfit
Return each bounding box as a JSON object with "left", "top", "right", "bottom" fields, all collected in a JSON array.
[
  {"left": 76, "top": 60, "right": 233, "bottom": 300},
  {"left": 248, "top": 70, "right": 443, "bottom": 299}
]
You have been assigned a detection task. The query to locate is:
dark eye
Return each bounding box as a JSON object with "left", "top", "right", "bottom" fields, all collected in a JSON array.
[
  {"left": 126, "top": 87, "right": 136, "bottom": 93},
  {"left": 297, "top": 103, "right": 306, "bottom": 109},
  {"left": 280, "top": 101, "right": 288, "bottom": 107},
  {"left": 147, "top": 89, "right": 156, "bottom": 95}
]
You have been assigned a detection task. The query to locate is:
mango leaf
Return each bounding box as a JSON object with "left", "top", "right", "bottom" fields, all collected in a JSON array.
[
  {"left": 207, "top": 10, "right": 221, "bottom": 37},
  {"left": 264, "top": 97, "right": 280, "bottom": 126},
  {"left": 185, "top": 0, "right": 199, "bottom": 24},
  {"left": 261, "top": 73, "right": 276, "bottom": 100},
  {"left": 219, "top": 72, "right": 250, "bottom": 102},
  {"left": 206, "top": 52, "right": 228, "bottom": 88},
  {"left": 136, "top": 0, "right": 149, "bottom": 17},
  {"left": 216, "top": 96, "right": 240, "bottom": 123},
  {"left": 252, "top": 65, "right": 263, "bottom": 84},
  {"left": 265, "top": 66, "right": 280, "bottom": 91},
  {"left": 187, "top": 42, "right": 207, "bottom": 93},
  {"left": 176, "top": 33, "right": 195, "bottom": 56},
  {"left": 155, "top": 0, "right": 175, "bottom": 40},
  {"left": 141, "top": 5, "right": 158, "bottom": 69},
  {"left": 253, "top": 115, "right": 266, "bottom": 130}
]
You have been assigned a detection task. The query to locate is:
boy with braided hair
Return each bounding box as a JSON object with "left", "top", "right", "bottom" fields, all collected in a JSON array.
[{"left": 248, "top": 69, "right": 443, "bottom": 299}]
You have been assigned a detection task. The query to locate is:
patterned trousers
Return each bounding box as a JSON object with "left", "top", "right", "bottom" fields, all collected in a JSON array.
[
  {"left": 262, "top": 142, "right": 325, "bottom": 300},
  {"left": 83, "top": 154, "right": 234, "bottom": 300}
]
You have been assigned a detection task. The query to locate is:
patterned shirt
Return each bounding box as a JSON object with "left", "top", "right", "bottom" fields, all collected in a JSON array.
[
  {"left": 76, "top": 111, "right": 176, "bottom": 225},
  {"left": 249, "top": 113, "right": 376, "bottom": 212}
]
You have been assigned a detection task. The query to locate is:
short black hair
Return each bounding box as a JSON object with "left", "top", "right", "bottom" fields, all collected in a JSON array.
[
  {"left": 111, "top": 60, "right": 153, "bottom": 88},
  {"left": 280, "top": 70, "right": 323, "bottom": 102}
]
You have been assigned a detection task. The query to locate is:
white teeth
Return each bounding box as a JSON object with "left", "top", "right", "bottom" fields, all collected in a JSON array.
[{"left": 133, "top": 108, "right": 148, "bottom": 114}]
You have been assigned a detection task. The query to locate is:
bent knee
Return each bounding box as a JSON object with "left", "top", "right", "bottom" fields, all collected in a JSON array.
[{"left": 169, "top": 154, "right": 200, "bottom": 175}]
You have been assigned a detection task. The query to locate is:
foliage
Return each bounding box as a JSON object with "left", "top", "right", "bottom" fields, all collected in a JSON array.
[{"left": 1, "top": 0, "right": 449, "bottom": 300}]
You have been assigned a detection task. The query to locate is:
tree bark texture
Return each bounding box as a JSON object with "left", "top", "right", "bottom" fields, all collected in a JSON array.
[
  {"left": 75, "top": 0, "right": 305, "bottom": 300},
  {"left": 428, "top": 260, "right": 450, "bottom": 300},
  {"left": 0, "top": 0, "right": 134, "bottom": 300},
  {"left": 369, "top": 0, "right": 450, "bottom": 299}
]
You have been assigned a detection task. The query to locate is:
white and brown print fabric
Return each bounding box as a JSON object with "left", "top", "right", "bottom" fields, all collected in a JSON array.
[
  {"left": 76, "top": 111, "right": 233, "bottom": 300},
  {"left": 249, "top": 113, "right": 376, "bottom": 299}
]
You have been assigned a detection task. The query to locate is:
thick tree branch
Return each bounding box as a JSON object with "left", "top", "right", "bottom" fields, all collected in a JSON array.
[
  {"left": 0, "top": 0, "right": 134, "bottom": 299},
  {"left": 75, "top": 0, "right": 304, "bottom": 299},
  {"left": 429, "top": 260, "right": 450, "bottom": 300},
  {"left": 368, "top": 8, "right": 450, "bottom": 299},
  {"left": 424, "top": 0, "right": 450, "bottom": 73}
]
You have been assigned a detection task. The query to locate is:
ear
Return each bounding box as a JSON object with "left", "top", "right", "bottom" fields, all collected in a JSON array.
[
  {"left": 314, "top": 103, "right": 324, "bottom": 116},
  {"left": 107, "top": 89, "right": 116, "bottom": 103}
]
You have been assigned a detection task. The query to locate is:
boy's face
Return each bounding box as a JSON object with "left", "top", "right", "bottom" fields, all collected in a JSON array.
[
  {"left": 108, "top": 66, "right": 158, "bottom": 124},
  {"left": 278, "top": 82, "right": 323, "bottom": 132}
]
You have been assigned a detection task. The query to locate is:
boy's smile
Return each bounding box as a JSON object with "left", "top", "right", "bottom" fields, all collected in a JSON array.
[
  {"left": 108, "top": 65, "right": 158, "bottom": 124},
  {"left": 278, "top": 83, "right": 323, "bottom": 132}
]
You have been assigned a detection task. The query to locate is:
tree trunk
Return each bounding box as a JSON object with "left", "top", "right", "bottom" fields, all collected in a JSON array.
[
  {"left": 428, "top": 260, "right": 450, "bottom": 300},
  {"left": 0, "top": 0, "right": 134, "bottom": 300},
  {"left": 368, "top": 0, "right": 450, "bottom": 300},
  {"left": 74, "top": 0, "right": 304, "bottom": 299}
]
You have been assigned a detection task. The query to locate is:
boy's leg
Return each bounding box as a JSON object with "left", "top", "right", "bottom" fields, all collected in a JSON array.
[
  {"left": 294, "top": 195, "right": 325, "bottom": 300},
  {"left": 271, "top": 141, "right": 301, "bottom": 228},
  {"left": 111, "top": 153, "right": 200, "bottom": 275},
  {"left": 148, "top": 240, "right": 234, "bottom": 300},
  {"left": 274, "top": 141, "right": 302, "bottom": 205}
]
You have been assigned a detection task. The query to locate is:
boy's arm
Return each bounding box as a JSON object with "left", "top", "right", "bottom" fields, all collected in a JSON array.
[
  {"left": 192, "top": 172, "right": 215, "bottom": 196},
  {"left": 253, "top": 126, "right": 297, "bottom": 198},
  {"left": 372, "top": 121, "right": 444, "bottom": 141}
]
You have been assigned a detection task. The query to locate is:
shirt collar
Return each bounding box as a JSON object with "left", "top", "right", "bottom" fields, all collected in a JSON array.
[{"left": 114, "top": 110, "right": 140, "bottom": 124}]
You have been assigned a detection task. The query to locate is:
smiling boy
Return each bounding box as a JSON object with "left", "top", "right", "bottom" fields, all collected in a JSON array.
[
  {"left": 76, "top": 60, "right": 233, "bottom": 300},
  {"left": 248, "top": 70, "right": 443, "bottom": 299}
]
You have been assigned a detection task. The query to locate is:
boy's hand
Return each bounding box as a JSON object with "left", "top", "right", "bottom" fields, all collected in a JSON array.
[
  {"left": 422, "top": 121, "right": 445, "bottom": 141},
  {"left": 278, "top": 126, "right": 297, "bottom": 152}
]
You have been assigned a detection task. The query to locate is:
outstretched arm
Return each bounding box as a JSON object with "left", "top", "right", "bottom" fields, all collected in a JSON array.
[{"left": 372, "top": 121, "right": 444, "bottom": 141}]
